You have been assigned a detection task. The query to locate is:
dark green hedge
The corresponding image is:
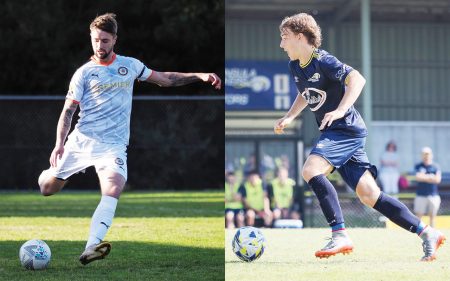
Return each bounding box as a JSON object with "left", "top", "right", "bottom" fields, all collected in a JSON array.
[{"left": 0, "top": 0, "right": 224, "bottom": 95}]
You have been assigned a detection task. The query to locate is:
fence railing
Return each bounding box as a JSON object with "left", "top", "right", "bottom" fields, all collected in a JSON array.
[
  {"left": 0, "top": 95, "right": 224, "bottom": 190},
  {"left": 304, "top": 191, "right": 450, "bottom": 228}
]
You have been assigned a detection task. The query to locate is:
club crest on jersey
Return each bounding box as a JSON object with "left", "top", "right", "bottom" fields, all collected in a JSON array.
[
  {"left": 301, "top": 88, "right": 327, "bottom": 111},
  {"left": 307, "top": 73, "right": 320, "bottom": 82},
  {"left": 335, "top": 64, "right": 350, "bottom": 81},
  {"left": 118, "top": 67, "right": 128, "bottom": 76},
  {"left": 115, "top": 158, "right": 124, "bottom": 165}
]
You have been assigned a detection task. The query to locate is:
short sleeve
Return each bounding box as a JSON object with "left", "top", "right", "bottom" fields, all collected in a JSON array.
[
  {"left": 130, "top": 58, "right": 153, "bottom": 81},
  {"left": 414, "top": 164, "right": 422, "bottom": 173},
  {"left": 320, "top": 54, "right": 354, "bottom": 84},
  {"left": 66, "top": 68, "right": 84, "bottom": 103}
]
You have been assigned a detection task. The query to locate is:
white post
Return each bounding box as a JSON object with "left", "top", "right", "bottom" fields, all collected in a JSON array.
[{"left": 361, "top": 0, "right": 373, "bottom": 159}]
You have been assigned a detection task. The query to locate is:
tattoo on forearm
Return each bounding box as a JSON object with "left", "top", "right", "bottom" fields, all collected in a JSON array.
[
  {"left": 63, "top": 110, "right": 72, "bottom": 128},
  {"left": 62, "top": 104, "right": 76, "bottom": 128},
  {"left": 167, "top": 73, "right": 200, "bottom": 86},
  {"left": 57, "top": 103, "right": 77, "bottom": 143}
]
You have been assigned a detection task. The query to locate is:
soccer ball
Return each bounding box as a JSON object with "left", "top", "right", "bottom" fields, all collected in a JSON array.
[
  {"left": 19, "top": 239, "right": 51, "bottom": 270},
  {"left": 232, "top": 226, "right": 265, "bottom": 262}
]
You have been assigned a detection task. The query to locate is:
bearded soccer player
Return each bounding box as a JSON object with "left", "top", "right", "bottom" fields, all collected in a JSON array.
[
  {"left": 274, "top": 12, "right": 445, "bottom": 261},
  {"left": 38, "top": 13, "right": 221, "bottom": 265}
]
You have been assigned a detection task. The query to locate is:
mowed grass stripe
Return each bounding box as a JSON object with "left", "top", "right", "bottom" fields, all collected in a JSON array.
[
  {"left": 0, "top": 191, "right": 224, "bottom": 281},
  {"left": 0, "top": 191, "right": 223, "bottom": 217},
  {"left": 226, "top": 228, "right": 450, "bottom": 281}
]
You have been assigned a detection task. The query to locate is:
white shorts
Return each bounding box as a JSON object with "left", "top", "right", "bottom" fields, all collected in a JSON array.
[
  {"left": 47, "top": 130, "right": 127, "bottom": 180},
  {"left": 414, "top": 195, "right": 441, "bottom": 216}
]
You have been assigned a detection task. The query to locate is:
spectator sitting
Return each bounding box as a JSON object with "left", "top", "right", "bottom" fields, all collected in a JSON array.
[
  {"left": 238, "top": 170, "right": 273, "bottom": 227},
  {"left": 267, "top": 167, "right": 301, "bottom": 220},
  {"left": 225, "top": 171, "right": 244, "bottom": 229}
]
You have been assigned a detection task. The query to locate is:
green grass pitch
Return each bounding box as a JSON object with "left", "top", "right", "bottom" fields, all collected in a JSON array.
[
  {"left": 226, "top": 228, "right": 450, "bottom": 281},
  {"left": 0, "top": 191, "right": 224, "bottom": 281}
]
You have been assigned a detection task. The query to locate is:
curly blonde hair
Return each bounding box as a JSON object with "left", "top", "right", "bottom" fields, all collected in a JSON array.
[{"left": 279, "top": 13, "right": 322, "bottom": 48}]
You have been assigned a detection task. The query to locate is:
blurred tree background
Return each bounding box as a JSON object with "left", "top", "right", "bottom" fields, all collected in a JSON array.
[
  {"left": 0, "top": 0, "right": 224, "bottom": 190},
  {"left": 0, "top": 0, "right": 223, "bottom": 94}
]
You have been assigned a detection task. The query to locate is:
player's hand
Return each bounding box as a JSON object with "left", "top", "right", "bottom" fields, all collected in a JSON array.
[
  {"left": 200, "top": 73, "right": 222, "bottom": 90},
  {"left": 50, "top": 145, "right": 64, "bottom": 168},
  {"left": 274, "top": 116, "right": 294, "bottom": 134},
  {"left": 319, "top": 108, "right": 346, "bottom": 130}
]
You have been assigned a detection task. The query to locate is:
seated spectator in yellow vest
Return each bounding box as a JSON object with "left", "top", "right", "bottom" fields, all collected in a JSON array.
[
  {"left": 225, "top": 171, "right": 245, "bottom": 229},
  {"left": 238, "top": 170, "right": 273, "bottom": 227},
  {"left": 267, "top": 167, "right": 301, "bottom": 220}
]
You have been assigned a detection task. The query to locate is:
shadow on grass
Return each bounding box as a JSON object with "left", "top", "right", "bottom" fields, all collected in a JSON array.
[
  {"left": 0, "top": 192, "right": 223, "bottom": 218},
  {"left": 0, "top": 240, "right": 224, "bottom": 281}
]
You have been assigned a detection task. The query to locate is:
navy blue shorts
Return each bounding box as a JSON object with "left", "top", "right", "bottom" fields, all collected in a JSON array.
[
  {"left": 310, "top": 130, "right": 377, "bottom": 190},
  {"left": 225, "top": 208, "right": 244, "bottom": 216}
]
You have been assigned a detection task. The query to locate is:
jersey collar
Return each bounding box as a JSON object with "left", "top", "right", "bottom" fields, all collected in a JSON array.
[
  {"left": 91, "top": 53, "right": 117, "bottom": 66},
  {"left": 300, "top": 48, "right": 316, "bottom": 68}
]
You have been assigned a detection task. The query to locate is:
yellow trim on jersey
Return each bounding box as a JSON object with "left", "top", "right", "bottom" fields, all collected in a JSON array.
[
  {"left": 300, "top": 48, "right": 318, "bottom": 68},
  {"left": 344, "top": 70, "right": 353, "bottom": 85}
]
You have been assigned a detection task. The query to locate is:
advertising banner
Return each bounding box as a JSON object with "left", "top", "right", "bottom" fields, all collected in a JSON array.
[{"left": 225, "top": 60, "right": 297, "bottom": 110}]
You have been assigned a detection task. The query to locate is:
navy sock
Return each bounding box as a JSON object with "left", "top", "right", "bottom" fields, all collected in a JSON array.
[
  {"left": 308, "top": 174, "right": 344, "bottom": 228},
  {"left": 373, "top": 192, "right": 421, "bottom": 233}
]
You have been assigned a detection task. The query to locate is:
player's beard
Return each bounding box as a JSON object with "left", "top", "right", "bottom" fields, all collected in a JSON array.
[{"left": 96, "top": 48, "right": 112, "bottom": 60}]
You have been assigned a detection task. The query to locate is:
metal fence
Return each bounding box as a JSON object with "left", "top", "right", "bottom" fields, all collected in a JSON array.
[
  {"left": 0, "top": 95, "right": 224, "bottom": 190},
  {"left": 304, "top": 191, "right": 450, "bottom": 228}
]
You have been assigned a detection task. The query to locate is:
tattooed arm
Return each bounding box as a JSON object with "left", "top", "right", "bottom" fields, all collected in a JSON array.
[
  {"left": 146, "top": 71, "right": 221, "bottom": 90},
  {"left": 49, "top": 99, "right": 78, "bottom": 167}
]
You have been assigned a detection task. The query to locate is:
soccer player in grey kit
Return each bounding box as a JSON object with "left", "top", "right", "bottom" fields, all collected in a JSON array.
[
  {"left": 274, "top": 12, "right": 445, "bottom": 261},
  {"left": 38, "top": 13, "right": 221, "bottom": 265}
]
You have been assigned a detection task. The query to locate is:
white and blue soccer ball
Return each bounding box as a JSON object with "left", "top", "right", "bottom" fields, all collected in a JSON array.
[
  {"left": 19, "top": 239, "right": 51, "bottom": 270},
  {"left": 232, "top": 226, "right": 265, "bottom": 262}
]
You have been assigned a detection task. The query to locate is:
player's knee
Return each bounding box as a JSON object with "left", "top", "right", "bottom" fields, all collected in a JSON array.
[
  {"left": 356, "top": 175, "right": 381, "bottom": 207},
  {"left": 38, "top": 171, "right": 63, "bottom": 196},
  {"left": 301, "top": 166, "right": 308, "bottom": 180},
  {"left": 356, "top": 186, "right": 380, "bottom": 207},
  {"left": 38, "top": 171, "right": 53, "bottom": 196},
  {"left": 102, "top": 186, "right": 123, "bottom": 198},
  {"left": 39, "top": 182, "right": 56, "bottom": 196},
  {"left": 301, "top": 165, "right": 313, "bottom": 182},
  {"left": 38, "top": 170, "right": 49, "bottom": 188}
]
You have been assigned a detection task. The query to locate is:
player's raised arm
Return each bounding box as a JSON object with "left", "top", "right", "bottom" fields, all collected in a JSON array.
[
  {"left": 274, "top": 92, "right": 308, "bottom": 134},
  {"left": 50, "top": 99, "right": 78, "bottom": 167},
  {"left": 146, "top": 71, "right": 221, "bottom": 89}
]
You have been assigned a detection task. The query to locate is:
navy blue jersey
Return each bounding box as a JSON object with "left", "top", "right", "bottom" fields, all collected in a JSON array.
[
  {"left": 415, "top": 162, "right": 440, "bottom": 196},
  {"left": 288, "top": 49, "right": 367, "bottom": 137}
]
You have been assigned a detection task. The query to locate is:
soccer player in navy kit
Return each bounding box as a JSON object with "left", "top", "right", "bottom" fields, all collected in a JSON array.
[{"left": 274, "top": 13, "right": 445, "bottom": 261}]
